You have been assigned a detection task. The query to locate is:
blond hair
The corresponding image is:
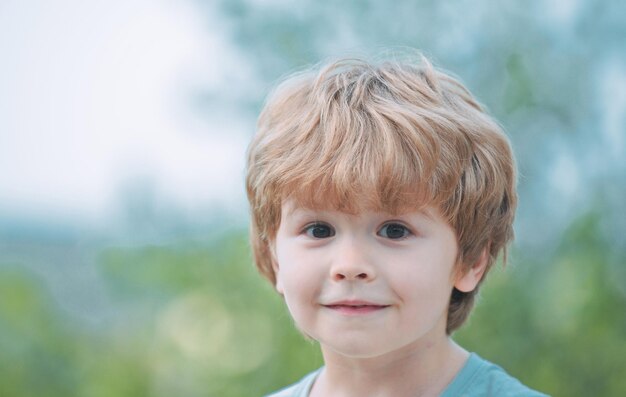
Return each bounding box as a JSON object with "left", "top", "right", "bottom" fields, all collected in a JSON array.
[{"left": 246, "top": 54, "right": 517, "bottom": 334}]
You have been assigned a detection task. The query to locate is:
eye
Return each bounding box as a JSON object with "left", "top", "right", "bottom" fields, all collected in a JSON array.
[
  {"left": 378, "top": 223, "right": 411, "bottom": 240},
  {"left": 304, "top": 222, "right": 335, "bottom": 239}
]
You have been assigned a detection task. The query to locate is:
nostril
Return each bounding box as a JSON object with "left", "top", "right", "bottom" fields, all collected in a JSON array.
[{"left": 332, "top": 272, "right": 369, "bottom": 281}]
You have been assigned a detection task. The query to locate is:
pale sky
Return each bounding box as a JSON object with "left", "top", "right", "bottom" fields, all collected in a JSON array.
[
  {"left": 1, "top": 0, "right": 623, "bottom": 236},
  {"left": 0, "top": 0, "right": 253, "bottom": 227}
]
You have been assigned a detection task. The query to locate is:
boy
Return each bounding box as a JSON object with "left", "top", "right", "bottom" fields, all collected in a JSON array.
[{"left": 246, "top": 54, "right": 548, "bottom": 397}]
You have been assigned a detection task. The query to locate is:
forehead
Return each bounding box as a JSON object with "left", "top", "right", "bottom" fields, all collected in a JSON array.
[{"left": 280, "top": 197, "right": 441, "bottom": 223}]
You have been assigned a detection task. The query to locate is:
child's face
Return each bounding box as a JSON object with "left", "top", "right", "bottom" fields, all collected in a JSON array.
[{"left": 272, "top": 200, "right": 471, "bottom": 359}]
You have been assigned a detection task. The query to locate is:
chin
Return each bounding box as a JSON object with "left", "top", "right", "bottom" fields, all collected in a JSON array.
[{"left": 321, "top": 337, "right": 395, "bottom": 359}]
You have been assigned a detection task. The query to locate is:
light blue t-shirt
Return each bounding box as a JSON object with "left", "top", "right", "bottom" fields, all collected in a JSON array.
[{"left": 265, "top": 353, "right": 549, "bottom": 397}]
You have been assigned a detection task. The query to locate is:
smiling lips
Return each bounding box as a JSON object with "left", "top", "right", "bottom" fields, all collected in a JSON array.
[{"left": 323, "top": 300, "right": 390, "bottom": 316}]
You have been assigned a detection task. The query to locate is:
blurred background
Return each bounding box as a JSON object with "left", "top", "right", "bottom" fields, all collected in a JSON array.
[{"left": 1, "top": 0, "right": 625, "bottom": 396}]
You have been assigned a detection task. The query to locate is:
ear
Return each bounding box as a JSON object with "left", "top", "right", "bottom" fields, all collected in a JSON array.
[
  {"left": 454, "top": 248, "right": 489, "bottom": 293},
  {"left": 269, "top": 241, "right": 284, "bottom": 294}
]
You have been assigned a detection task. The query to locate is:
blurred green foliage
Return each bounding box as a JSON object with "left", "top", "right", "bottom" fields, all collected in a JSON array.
[
  {"left": 457, "top": 212, "right": 626, "bottom": 396},
  {"left": 1, "top": 215, "right": 625, "bottom": 396},
  {"left": 0, "top": 233, "right": 321, "bottom": 397}
]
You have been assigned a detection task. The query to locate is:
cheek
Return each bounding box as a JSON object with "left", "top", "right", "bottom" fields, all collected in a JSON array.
[
  {"left": 390, "top": 250, "right": 456, "bottom": 303},
  {"left": 393, "top": 270, "right": 447, "bottom": 303},
  {"left": 392, "top": 268, "right": 453, "bottom": 331},
  {"left": 276, "top": 245, "right": 320, "bottom": 294},
  {"left": 276, "top": 250, "right": 323, "bottom": 327}
]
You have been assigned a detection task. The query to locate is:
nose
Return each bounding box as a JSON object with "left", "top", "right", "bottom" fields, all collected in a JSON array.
[{"left": 330, "top": 238, "right": 376, "bottom": 282}]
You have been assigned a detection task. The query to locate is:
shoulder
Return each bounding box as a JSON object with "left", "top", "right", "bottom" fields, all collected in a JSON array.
[
  {"left": 442, "top": 353, "right": 550, "bottom": 397},
  {"left": 476, "top": 356, "right": 549, "bottom": 397},
  {"left": 264, "top": 368, "right": 322, "bottom": 397}
]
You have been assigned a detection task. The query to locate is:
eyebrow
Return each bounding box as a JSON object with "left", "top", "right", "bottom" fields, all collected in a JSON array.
[
  {"left": 284, "top": 207, "right": 327, "bottom": 219},
  {"left": 284, "top": 204, "right": 439, "bottom": 223},
  {"left": 415, "top": 207, "right": 437, "bottom": 222}
]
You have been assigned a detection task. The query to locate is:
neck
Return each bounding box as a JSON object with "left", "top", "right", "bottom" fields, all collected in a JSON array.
[{"left": 311, "top": 337, "right": 469, "bottom": 397}]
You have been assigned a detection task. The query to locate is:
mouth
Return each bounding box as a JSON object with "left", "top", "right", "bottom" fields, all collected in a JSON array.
[{"left": 322, "top": 300, "right": 390, "bottom": 316}]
